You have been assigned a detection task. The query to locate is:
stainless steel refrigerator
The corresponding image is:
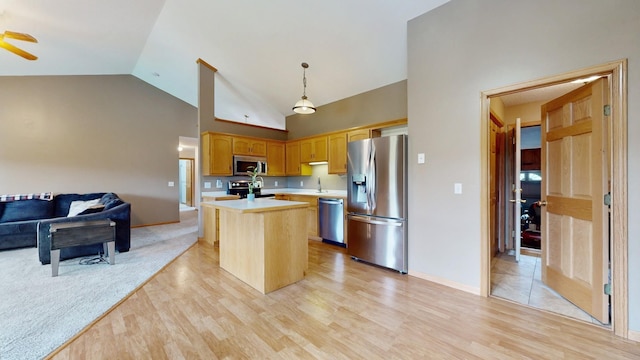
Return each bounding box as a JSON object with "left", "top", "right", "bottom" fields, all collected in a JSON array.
[{"left": 347, "top": 134, "right": 407, "bottom": 273}]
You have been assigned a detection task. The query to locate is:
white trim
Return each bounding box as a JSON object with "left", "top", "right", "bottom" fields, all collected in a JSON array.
[
  {"left": 409, "top": 270, "right": 481, "bottom": 295},
  {"left": 628, "top": 330, "right": 640, "bottom": 343}
]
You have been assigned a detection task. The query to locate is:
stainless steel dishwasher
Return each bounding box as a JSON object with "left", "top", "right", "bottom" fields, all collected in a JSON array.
[{"left": 318, "top": 198, "right": 345, "bottom": 247}]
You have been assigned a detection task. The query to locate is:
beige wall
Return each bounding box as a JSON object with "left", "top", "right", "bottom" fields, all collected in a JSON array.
[
  {"left": 407, "top": 0, "right": 639, "bottom": 330},
  {"left": 504, "top": 101, "right": 545, "bottom": 126},
  {"left": 0, "top": 75, "right": 197, "bottom": 226},
  {"left": 286, "top": 80, "right": 407, "bottom": 139}
]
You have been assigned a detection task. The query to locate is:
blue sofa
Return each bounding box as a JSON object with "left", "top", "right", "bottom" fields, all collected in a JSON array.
[{"left": 0, "top": 192, "right": 130, "bottom": 264}]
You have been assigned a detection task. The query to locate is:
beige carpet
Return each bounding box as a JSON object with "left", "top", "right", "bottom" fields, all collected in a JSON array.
[{"left": 0, "top": 210, "right": 198, "bottom": 360}]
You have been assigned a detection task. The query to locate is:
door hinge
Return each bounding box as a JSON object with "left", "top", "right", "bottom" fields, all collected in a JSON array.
[
  {"left": 511, "top": 230, "right": 515, "bottom": 238},
  {"left": 604, "top": 283, "right": 612, "bottom": 295},
  {"left": 604, "top": 192, "right": 611, "bottom": 206},
  {"left": 604, "top": 104, "right": 611, "bottom": 116}
]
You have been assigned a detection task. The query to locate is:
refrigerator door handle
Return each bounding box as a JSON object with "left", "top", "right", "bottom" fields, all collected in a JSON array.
[{"left": 348, "top": 215, "right": 403, "bottom": 227}]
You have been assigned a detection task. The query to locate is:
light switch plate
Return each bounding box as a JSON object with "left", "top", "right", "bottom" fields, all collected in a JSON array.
[
  {"left": 418, "top": 153, "right": 425, "bottom": 164},
  {"left": 275, "top": 181, "right": 279, "bottom": 187},
  {"left": 168, "top": 181, "right": 175, "bottom": 187},
  {"left": 300, "top": 181, "right": 304, "bottom": 187},
  {"left": 454, "top": 183, "right": 462, "bottom": 194},
  {"left": 216, "top": 179, "right": 223, "bottom": 188}
]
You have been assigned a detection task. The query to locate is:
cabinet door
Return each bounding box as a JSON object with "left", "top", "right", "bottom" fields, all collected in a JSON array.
[
  {"left": 250, "top": 140, "right": 267, "bottom": 156},
  {"left": 347, "top": 129, "right": 371, "bottom": 142},
  {"left": 288, "top": 195, "right": 318, "bottom": 238},
  {"left": 299, "top": 136, "right": 327, "bottom": 162},
  {"left": 328, "top": 133, "right": 347, "bottom": 174},
  {"left": 266, "top": 141, "right": 286, "bottom": 176},
  {"left": 232, "top": 137, "right": 267, "bottom": 156},
  {"left": 299, "top": 139, "right": 314, "bottom": 163},
  {"left": 286, "top": 141, "right": 302, "bottom": 175},
  {"left": 202, "top": 133, "right": 233, "bottom": 176},
  {"left": 312, "top": 136, "right": 328, "bottom": 161}
]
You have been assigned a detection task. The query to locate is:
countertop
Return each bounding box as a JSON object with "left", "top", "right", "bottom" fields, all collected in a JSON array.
[
  {"left": 202, "top": 188, "right": 347, "bottom": 198},
  {"left": 201, "top": 198, "right": 309, "bottom": 213}
]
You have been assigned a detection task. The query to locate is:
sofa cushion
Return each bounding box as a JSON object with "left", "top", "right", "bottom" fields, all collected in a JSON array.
[
  {"left": 53, "top": 193, "right": 105, "bottom": 218},
  {"left": 0, "top": 199, "right": 54, "bottom": 223},
  {"left": 67, "top": 199, "right": 102, "bottom": 217}
]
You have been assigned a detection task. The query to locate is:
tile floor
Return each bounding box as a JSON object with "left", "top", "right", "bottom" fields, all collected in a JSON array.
[{"left": 491, "top": 251, "right": 607, "bottom": 326}]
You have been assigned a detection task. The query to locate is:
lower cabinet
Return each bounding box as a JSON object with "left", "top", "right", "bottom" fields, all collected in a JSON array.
[{"left": 275, "top": 194, "right": 319, "bottom": 239}]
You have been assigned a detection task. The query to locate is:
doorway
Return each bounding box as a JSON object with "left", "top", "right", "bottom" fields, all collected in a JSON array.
[
  {"left": 480, "top": 60, "right": 628, "bottom": 338},
  {"left": 179, "top": 158, "right": 194, "bottom": 209}
]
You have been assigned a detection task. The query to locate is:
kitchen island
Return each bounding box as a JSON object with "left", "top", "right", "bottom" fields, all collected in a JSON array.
[{"left": 201, "top": 198, "right": 309, "bottom": 294}]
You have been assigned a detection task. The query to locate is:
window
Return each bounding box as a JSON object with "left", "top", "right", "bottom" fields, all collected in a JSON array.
[{"left": 521, "top": 171, "right": 541, "bottom": 182}]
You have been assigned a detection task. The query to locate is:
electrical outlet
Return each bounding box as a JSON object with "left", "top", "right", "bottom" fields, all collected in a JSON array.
[
  {"left": 168, "top": 181, "right": 175, "bottom": 187},
  {"left": 275, "top": 181, "right": 278, "bottom": 187},
  {"left": 204, "top": 182, "right": 211, "bottom": 189},
  {"left": 300, "top": 181, "right": 304, "bottom": 187}
]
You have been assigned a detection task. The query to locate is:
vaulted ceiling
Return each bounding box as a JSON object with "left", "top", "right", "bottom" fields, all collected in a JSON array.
[{"left": 0, "top": 0, "right": 450, "bottom": 129}]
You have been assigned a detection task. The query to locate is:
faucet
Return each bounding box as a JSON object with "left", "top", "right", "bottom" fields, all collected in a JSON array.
[{"left": 317, "top": 176, "right": 322, "bottom": 192}]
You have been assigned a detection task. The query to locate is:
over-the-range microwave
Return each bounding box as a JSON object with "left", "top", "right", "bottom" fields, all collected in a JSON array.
[{"left": 233, "top": 155, "right": 268, "bottom": 176}]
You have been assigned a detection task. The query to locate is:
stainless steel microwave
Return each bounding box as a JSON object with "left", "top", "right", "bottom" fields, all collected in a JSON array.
[{"left": 233, "top": 155, "right": 268, "bottom": 176}]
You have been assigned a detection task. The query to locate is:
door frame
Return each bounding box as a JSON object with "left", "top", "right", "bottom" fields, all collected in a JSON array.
[{"left": 479, "top": 59, "right": 628, "bottom": 338}]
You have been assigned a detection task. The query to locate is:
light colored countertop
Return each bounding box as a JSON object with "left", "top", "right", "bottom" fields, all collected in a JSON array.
[
  {"left": 202, "top": 188, "right": 347, "bottom": 198},
  {"left": 201, "top": 198, "right": 308, "bottom": 213}
]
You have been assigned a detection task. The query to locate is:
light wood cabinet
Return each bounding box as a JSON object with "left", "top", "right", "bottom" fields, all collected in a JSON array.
[
  {"left": 201, "top": 195, "right": 240, "bottom": 245},
  {"left": 347, "top": 128, "right": 381, "bottom": 142},
  {"left": 300, "top": 136, "right": 328, "bottom": 163},
  {"left": 232, "top": 136, "right": 266, "bottom": 156},
  {"left": 328, "top": 132, "right": 347, "bottom": 174},
  {"left": 347, "top": 129, "right": 371, "bottom": 142},
  {"left": 202, "top": 133, "right": 233, "bottom": 176},
  {"left": 266, "top": 141, "right": 286, "bottom": 176},
  {"left": 285, "top": 141, "right": 312, "bottom": 176},
  {"left": 276, "top": 194, "right": 319, "bottom": 239}
]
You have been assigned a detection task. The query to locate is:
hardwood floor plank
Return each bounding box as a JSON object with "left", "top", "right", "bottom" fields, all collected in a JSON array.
[{"left": 47, "top": 238, "right": 640, "bottom": 360}]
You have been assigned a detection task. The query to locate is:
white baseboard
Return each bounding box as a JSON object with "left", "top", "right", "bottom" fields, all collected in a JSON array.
[
  {"left": 408, "top": 269, "right": 481, "bottom": 296},
  {"left": 629, "top": 329, "right": 640, "bottom": 343}
]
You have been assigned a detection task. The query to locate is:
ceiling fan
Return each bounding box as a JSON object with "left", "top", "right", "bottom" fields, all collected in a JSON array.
[{"left": 0, "top": 30, "right": 37, "bottom": 60}]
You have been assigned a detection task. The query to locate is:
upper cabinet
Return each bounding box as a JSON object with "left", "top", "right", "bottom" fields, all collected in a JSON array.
[
  {"left": 347, "top": 128, "right": 381, "bottom": 143},
  {"left": 328, "top": 133, "right": 347, "bottom": 174},
  {"left": 266, "top": 141, "right": 286, "bottom": 176},
  {"left": 232, "top": 136, "right": 266, "bottom": 156},
  {"left": 300, "top": 135, "right": 328, "bottom": 163},
  {"left": 286, "top": 141, "right": 312, "bottom": 176},
  {"left": 202, "top": 133, "right": 233, "bottom": 176}
]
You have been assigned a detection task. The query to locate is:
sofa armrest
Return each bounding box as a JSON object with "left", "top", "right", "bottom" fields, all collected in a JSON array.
[{"left": 38, "top": 202, "right": 131, "bottom": 264}]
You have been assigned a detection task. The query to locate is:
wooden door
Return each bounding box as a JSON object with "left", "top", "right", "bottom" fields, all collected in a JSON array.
[
  {"left": 489, "top": 116, "right": 504, "bottom": 256},
  {"left": 540, "top": 78, "right": 609, "bottom": 324},
  {"left": 513, "top": 118, "right": 523, "bottom": 261},
  {"left": 184, "top": 159, "right": 193, "bottom": 206}
]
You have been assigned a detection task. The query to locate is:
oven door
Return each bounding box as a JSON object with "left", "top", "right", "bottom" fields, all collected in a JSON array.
[{"left": 233, "top": 156, "right": 267, "bottom": 176}]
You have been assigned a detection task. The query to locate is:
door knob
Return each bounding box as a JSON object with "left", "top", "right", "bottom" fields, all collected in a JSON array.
[{"left": 539, "top": 200, "right": 547, "bottom": 206}]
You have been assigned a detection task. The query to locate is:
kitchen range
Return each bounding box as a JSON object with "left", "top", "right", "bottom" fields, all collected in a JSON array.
[
  {"left": 347, "top": 134, "right": 408, "bottom": 273},
  {"left": 227, "top": 180, "right": 275, "bottom": 199}
]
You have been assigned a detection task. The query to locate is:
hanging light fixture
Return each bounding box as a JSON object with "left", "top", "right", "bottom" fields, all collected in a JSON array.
[{"left": 292, "top": 62, "right": 316, "bottom": 114}]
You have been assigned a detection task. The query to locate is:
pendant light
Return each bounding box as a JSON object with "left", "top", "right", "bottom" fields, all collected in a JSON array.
[{"left": 292, "top": 62, "right": 316, "bottom": 114}]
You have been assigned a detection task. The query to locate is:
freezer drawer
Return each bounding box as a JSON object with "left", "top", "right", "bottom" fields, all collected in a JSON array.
[{"left": 347, "top": 214, "right": 407, "bottom": 273}]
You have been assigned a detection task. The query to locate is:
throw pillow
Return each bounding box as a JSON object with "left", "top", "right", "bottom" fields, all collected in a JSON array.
[
  {"left": 67, "top": 199, "right": 101, "bottom": 217},
  {"left": 78, "top": 204, "right": 106, "bottom": 215}
]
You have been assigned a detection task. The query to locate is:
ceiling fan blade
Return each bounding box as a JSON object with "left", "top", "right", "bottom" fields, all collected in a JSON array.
[
  {"left": 3, "top": 30, "right": 37, "bottom": 43},
  {"left": 0, "top": 38, "right": 38, "bottom": 60}
]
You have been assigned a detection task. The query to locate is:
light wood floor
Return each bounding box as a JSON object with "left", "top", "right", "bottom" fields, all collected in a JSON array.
[{"left": 48, "top": 238, "right": 640, "bottom": 359}]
